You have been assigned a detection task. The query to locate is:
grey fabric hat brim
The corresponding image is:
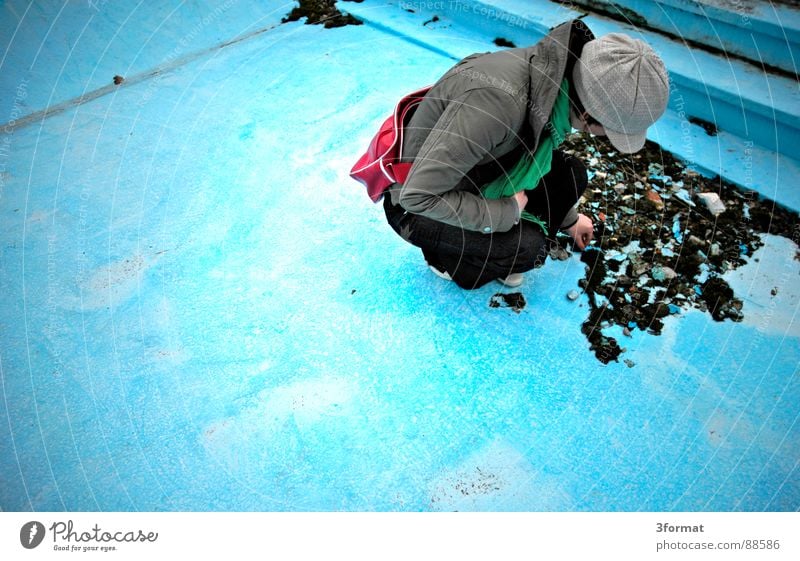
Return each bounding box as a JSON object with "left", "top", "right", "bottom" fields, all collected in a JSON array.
[{"left": 603, "top": 126, "right": 647, "bottom": 154}]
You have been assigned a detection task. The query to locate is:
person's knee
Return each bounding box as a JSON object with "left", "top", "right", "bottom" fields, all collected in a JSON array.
[{"left": 516, "top": 227, "right": 548, "bottom": 270}]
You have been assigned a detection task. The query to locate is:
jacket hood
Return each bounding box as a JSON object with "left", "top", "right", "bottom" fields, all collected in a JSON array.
[{"left": 523, "top": 20, "right": 595, "bottom": 146}]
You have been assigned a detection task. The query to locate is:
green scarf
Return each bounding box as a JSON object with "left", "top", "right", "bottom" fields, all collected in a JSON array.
[{"left": 480, "top": 78, "right": 572, "bottom": 235}]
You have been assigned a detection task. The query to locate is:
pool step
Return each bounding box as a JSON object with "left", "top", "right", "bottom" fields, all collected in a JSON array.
[{"left": 567, "top": 0, "right": 800, "bottom": 76}]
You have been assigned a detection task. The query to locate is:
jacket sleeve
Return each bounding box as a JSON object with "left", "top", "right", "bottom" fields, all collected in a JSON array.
[
  {"left": 398, "top": 88, "right": 524, "bottom": 234},
  {"left": 559, "top": 206, "right": 579, "bottom": 230}
]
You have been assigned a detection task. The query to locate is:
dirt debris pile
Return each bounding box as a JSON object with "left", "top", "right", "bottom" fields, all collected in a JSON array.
[
  {"left": 283, "top": 0, "right": 362, "bottom": 28},
  {"left": 559, "top": 133, "right": 799, "bottom": 364}
]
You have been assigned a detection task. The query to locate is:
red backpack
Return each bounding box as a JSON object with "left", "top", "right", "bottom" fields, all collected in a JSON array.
[{"left": 349, "top": 86, "right": 431, "bottom": 202}]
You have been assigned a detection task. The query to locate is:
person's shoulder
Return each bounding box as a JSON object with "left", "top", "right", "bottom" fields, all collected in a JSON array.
[{"left": 455, "top": 85, "right": 527, "bottom": 133}]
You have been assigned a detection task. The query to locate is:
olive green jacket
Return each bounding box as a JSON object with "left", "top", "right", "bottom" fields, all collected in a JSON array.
[{"left": 390, "top": 20, "right": 594, "bottom": 234}]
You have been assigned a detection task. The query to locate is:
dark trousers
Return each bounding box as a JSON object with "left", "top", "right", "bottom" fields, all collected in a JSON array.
[{"left": 383, "top": 150, "right": 588, "bottom": 289}]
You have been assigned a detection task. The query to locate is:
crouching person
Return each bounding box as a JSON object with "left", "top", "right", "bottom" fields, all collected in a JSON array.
[{"left": 383, "top": 20, "right": 669, "bottom": 289}]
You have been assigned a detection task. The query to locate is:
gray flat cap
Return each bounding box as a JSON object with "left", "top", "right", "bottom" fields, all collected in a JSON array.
[{"left": 573, "top": 33, "right": 669, "bottom": 153}]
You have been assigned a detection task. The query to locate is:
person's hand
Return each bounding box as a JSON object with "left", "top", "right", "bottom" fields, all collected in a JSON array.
[
  {"left": 512, "top": 190, "right": 528, "bottom": 215},
  {"left": 565, "top": 213, "right": 594, "bottom": 250}
]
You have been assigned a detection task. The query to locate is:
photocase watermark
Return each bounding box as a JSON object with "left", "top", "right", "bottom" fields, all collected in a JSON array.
[
  {"left": 77, "top": 186, "right": 91, "bottom": 284},
  {"left": 87, "top": 0, "right": 109, "bottom": 11},
  {"left": 447, "top": 61, "right": 572, "bottom": 149},
  {"left": 20, "top": 521, "right": 46, "bottom": 549},
  {"left": 138, "top": 0, "right": 238, "bottom": 106},
  {"left": 742, "top": 140, "right": 754, "bottom": 192},
  {"left": 549, "top": 0, "right": 588, "bottom": 20},
  {"left": 452, "top": 66, "right": 524, "bottom": 98},
  {"left": 399, "top": 0, "right": 447, "bottom": 10},
  {"left": 398, "top": 0, "right": 535, "bottom": 30},
  {"left": 45, "top": 232, "right": 60, "bottom": 336},
  {"left": 669, "top": 81, "right": 696, "bottom": 164},
  {"left": 724, "top": 0, "right": 753, "bottom": 27},
  {"left": 0, "top": 78, "right": 30, "bottom": 201},
  {"left": 19, "top": 519, "right": 159, "bottom": 553}
]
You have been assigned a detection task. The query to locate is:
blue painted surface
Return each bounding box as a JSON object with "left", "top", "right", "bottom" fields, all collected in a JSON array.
[
  {"left": 0, "top": 0, "right": 284, "bottom": 121},
  {"left": 570, "top": 0, "right": 800, "bottom": 75},
  {"left": 1, "top": 1, "right": 798, "bottom": 511}
]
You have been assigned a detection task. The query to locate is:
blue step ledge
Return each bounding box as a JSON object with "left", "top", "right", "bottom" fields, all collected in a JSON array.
[{"left": 567, "top": 0, "right": 800, "bottom": 75}]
